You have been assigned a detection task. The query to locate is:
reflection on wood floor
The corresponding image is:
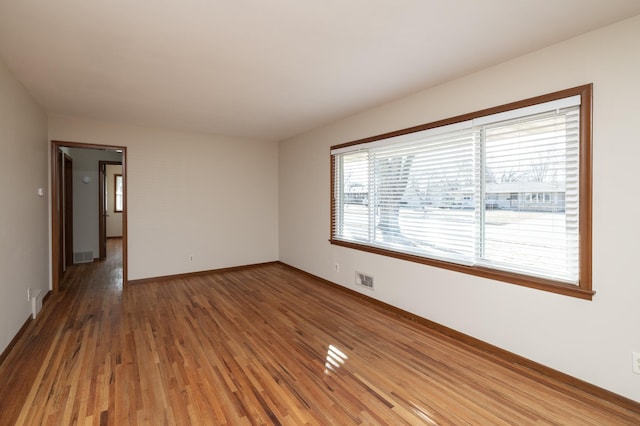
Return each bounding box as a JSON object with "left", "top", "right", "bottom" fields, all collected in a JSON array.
[{"left": 0, "top": 238, "right": 638, "bottom": 425}]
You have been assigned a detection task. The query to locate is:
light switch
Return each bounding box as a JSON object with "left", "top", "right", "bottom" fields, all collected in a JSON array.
[{"left": 37, "top": 188, "right": 44, "bottom": 197}]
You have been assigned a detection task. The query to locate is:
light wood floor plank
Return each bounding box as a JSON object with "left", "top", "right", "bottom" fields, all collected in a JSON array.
[{"left": 1, "top": 239, "right": 639, "bottom": 425}]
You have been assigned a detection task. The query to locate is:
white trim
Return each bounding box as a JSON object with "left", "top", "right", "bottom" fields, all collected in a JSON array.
[
  {"left": 331, "top": 95, "right": 581, "bottom": 156},
  {"left": 473, "top": 95, "right": 581, "bottom": 126},
  {"left": 331, "top": 120, "right": 472, "bottom": 155}
]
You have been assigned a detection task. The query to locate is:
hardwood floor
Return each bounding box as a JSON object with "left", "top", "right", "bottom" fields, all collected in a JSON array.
[{"left": 1, "top": 239, "right": 639, "bottom": 425}]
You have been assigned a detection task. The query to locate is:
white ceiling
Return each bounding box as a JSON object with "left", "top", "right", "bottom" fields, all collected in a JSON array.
[{"left": 1, "top": 1, "right": 639, "bottom": 141}]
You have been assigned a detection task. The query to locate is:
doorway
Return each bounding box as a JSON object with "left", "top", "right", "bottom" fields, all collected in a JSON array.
[
  {"left": 51, "top": 140, "right": 128, "bottom": 293},
  {"left": 99, "top": 161, "right": 123, "bottom": 260},
  {"left": 56, "top": 152, "right": 74, "bottom": 275}
]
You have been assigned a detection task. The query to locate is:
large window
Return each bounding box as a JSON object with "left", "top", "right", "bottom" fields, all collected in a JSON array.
[{"left": 330, "top": 85, "right": 592, "bottom": 299}]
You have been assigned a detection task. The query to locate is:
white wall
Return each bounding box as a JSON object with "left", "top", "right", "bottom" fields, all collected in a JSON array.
[
  {"left": 66, "top": 148, "right": 122, "bottom": 258},
  {"left": 278, "top": 15, "right": 640, "bottom": 402},
  {"left": 106, "top": 163, "right": 123, "bottom": 238},
  {"left": 49, "top": 116, "right": 279, "bottom": 280},
  {"left": 0, "top": 60, "right": 48, "bottom": 354}
]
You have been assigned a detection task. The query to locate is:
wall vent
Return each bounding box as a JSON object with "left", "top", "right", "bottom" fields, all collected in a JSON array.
[
  {"left": 31, "top": 290, "right": 44, "bottom": 319},
  {"left": 73, "top": 251, "right": 94, "bottom": 264},
  {"left": 355, "top": 271, "right": 374, "bottom": 290}
]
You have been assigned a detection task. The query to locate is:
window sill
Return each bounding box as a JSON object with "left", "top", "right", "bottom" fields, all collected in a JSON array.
[{"left": 329, "top": 239, "right": 594, "bottom": 300}]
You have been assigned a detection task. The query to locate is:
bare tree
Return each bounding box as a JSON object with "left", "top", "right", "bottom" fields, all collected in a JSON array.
[
  {"left": 498, "top": 168, "right": 526, "bottom": 183},
  {"left": 376, "top": 155, "right": 414, "bottom": 244},
  {"left": 529, "top": 152, "right": 558, "bottom": 182}
]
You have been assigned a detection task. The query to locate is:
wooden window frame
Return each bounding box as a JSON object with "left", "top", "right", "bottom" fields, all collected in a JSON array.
[{"left": 330, "top": 84, "right": 593, "bottom": 300}]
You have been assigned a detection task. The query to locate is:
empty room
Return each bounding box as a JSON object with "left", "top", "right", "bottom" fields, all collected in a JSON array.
[{"left": 1, "top": 1, "right": 640, "bottom": 424}]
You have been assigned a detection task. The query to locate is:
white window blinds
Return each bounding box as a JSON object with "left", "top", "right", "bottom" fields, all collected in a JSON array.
[{"left": 332, "top": 94, "right": 582, "bottom": 284}]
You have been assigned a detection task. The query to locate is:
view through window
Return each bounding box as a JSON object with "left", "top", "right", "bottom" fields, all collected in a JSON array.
[{"left": 331, "top": 85, "right": 592, "bottom": 299}]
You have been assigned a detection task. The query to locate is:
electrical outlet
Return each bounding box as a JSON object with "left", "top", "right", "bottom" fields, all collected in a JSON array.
[
  {"left": 189, "top": 255, "right": 194, "bottom": 262},
  {"left": 633, "top": 352, "right": 640, "bottom": 375},
  {"left": 27, "top": 288, "right": 32, "bottom": 301},
  {"left": 334, "top": 263, "right": 340, "bottom": 272}
]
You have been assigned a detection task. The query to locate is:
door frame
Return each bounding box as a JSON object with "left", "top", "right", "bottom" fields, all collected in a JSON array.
[
  {"left": 55, "top": 150, "right": 74, "bottom": 277},
  {"left": 51, "top": 140, "right": 128, "bottom": 293},
  {"left": 62, "top": 153, "right": 73, "bottom": 271},
  {"left": 98, "top": 161, "right": 123, "bottom": 260}
]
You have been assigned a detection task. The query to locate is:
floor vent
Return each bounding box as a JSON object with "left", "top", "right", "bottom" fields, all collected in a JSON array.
[
  {"left": 73, "top": 251, "right": 94, "bottom": 264},
  {"left": 355, "top": 271, "right": 374, "bottom": 290}
]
